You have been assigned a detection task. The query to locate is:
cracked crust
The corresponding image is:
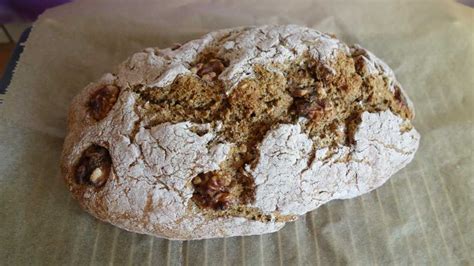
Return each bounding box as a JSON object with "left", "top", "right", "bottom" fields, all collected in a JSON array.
[{"left": 61, "top": 25, "right": 420, "bottom": 240}]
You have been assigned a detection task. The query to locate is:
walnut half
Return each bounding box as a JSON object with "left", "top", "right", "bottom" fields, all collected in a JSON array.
[
  {"left": 88, "top": 85, "right": 120, "bottom": 121},
  {"left": 193, "top": 58, "right": 226, "bottom": 81},
  {"left": 192, "top": 171, "right": 233, "bottom": 210},
  {"left": 74, "top": 145, "right": 112, "bottom": 188}
]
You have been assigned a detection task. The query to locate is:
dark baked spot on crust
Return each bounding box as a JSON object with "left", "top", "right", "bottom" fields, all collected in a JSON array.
[
  {"left": 75, "top": 145, "right": 112, "bottom": 188},
  {"left": 393, "top": 85, "right": 412, "bottom": 119},
  {"left": 88, "top": 85, "right": 120, "bottom": 121}
]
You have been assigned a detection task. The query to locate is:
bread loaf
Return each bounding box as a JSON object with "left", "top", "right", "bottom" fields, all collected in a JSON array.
[{"left": 61, "top": 25, "right": 420, "bottom": 240}]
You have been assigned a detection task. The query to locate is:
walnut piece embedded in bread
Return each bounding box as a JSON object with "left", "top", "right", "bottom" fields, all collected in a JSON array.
[{"left": 61, "top": 25, "right": 420, "bottom": 240}]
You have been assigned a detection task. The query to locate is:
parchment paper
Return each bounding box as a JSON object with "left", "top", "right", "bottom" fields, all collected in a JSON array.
[{"left": 1, "top": 0, "right": 473, "bottom": 264}]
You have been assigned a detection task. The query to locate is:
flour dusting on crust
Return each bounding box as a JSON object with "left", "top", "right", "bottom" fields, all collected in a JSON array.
[
  {"left": 116, "top": 25, "right": 346, "bottom": 92},
  {"left": 249, "top": 110, "right": 419, "bottom": 216}
]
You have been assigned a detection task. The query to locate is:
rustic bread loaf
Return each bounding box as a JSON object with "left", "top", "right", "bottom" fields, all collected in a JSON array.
[{"left": 61, "top": 25, "right": 420, "bottom": 240}]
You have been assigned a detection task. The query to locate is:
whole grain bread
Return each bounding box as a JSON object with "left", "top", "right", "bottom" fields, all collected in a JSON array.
[{"left": 61, "top": 25, "right": 420, "bottom": 240}]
